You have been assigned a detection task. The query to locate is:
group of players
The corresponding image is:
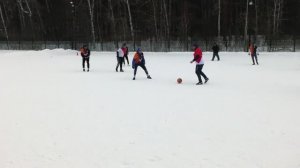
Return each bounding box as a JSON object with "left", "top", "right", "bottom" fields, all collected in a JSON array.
[
  {"left": 79, "top": 43, "right": 151, "bottom": 81},
  {"left": 79, "top": 42, "right": 259, "bottom": 85}
]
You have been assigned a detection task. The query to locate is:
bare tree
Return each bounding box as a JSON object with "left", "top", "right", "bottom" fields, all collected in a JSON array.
[
  {"left": 273, "top": 0, "right": 278, "bottom": 35},
  {"left": 17, "top": 0, "right": 31, "bottom": 16},
  {"left": 218, "top": 0, "right": 221, "bottom": 37},
  {"left": 17, "top": 3, "right": 25, "bottom": 31},
  {"left": 45, "top": 0, "right": 50, "bottom": 13},
  {"left": 17, "top": 0, "right": 34, "bottom": 38},
  {"left": 108, "top": 0, "right": 117, "bottom": 47},
  {"left": 87, "top": 0, "right": 95, "bottom": 46},
  {"left": 125, "top": 0, "right": 135, "bottom": 49},
  {"left": 151, "top": 0, "right": 159, "bottom": 41},
  {"left": 255, "top": 0, "right": 258, "bottom": 37},
  {"left": 244, "top": 0, "right": 249, "bottom": 51},
  {"left": 95, "top": 0, "right": 103, "bottom": 49},
  {"left": 273, "top": 0, "right": 284, "bottom": 35},
  {"left": 0, "top": 4, "right": 9, "bottom": 49},
  {"left": 182, "top": 1, "right": 190, "bottom": 51},
  {"left": 0, "top": 0, "right": 297, "bottom": 50},
  {"left": 36, "top": 7, "right": 46, "bottom": 35},
  {"left": 24, "top": 0, "right": 32, "bottom": 16},
  {"left": 2, "top": 1, "right": 9, "bottom": 26},
  {"left": 162, "top": 0, "right": 170, "bottom": 51},
  {"left": 16, "top": 0, "right": 27, "bottom": 30}
]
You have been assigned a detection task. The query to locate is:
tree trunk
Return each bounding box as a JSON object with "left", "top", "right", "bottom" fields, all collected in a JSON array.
[
  {"left": 108, "top": 0, "right": 117, "bottom": 48},
  {"left": 17, "top": 4, "right": 24, "bottom": 31},
  {"left": 151, "top": 0, "right": 158, "bottom": 41},
  {"left": 273, "top": 0, "right": 277, "bottom": 35},
  {"left": 87, "top": 0, "right": 96, "bottom": 47},
  {"left": 24, "top": 0, "right": 35, "bottom": 42},
  {"left": 125, "top": 0, "right": 135, "bottom": 50},
  {"left": 183, "top": 1, "right": 189, "bottom": 51},
  {"left": 0, "top": 4, "right": 9, "bottom": 49},
  {"left": 276, "top": 0, "right": 283, "bottom": 35},
  {"left": 36, "top": 7, "right": 46, "bottom": 35},
  {"left": 168, "top": 0, "right": 172, "bottom": 29},
  {"left": 218, "top": 0, "right": 221, "bottom": 37},
  {"left": 24, "top": 0, "right": 32, "bottom": 16},
  {"left": 244, "top": 0, "right": 249, "bottom": 51},
  {"left": 255, "top": 0, "right": 258, "bottom": 38},
  {"left": 45, "top": 0, "right": 50, "bottom": 13},
  {"left": 96, "top": 0, "right": 103, "bottom": 50},
  {"left": 17, "top": 0, "right": 27, "bottom": 28},
  {"left": 162, "top": 0, "right": 170, "bottom": 51},
  {"left": 2, "top": 2, "right": 9, "bottom": 26}
]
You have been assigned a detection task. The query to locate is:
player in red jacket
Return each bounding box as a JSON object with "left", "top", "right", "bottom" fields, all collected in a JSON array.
[
  {"left": 190, "top": 44, "right": 209, "bottom": 85},
  {"left": 121, "top": 43, "right": 130, "bottom": 66}
]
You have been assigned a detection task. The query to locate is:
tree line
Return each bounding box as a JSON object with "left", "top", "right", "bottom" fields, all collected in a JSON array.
[{"left": 0, "top": 0, "right": 299, "bottom": 49}]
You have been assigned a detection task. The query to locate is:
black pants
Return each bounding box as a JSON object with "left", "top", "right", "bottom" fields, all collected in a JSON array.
[
  {"left": 195, "top": 64, "right": 208, "bottom": 83},
  {"left": 82, "top": 57, "right": 90, "bottom": 69},
  {"left": 212, "top": 52, "right": 220, "bottom": 61},
  {"left": 123, "top": 54, "right": 129, "bottom": 65},
  {"left": 251, "top": 54, "right": 259, "bottom": 65},
  {"left": 116, "top": 57, "right": 124, "bottom": 71},
  {"left": 134, "top": 64, "right": 149, "bottom": 76}
]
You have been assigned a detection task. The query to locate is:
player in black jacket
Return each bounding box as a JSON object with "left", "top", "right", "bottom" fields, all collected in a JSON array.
[
  {"left": 80, "top": 45, "right": 90, "bottom": 72},
  {"left": 211, "top": 43, "right": 220, "bottom": 61}
]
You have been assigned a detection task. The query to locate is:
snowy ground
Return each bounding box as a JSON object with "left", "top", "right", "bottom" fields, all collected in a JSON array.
[{"left": 0, "top": 49, "right": 300, "bottom": 168}]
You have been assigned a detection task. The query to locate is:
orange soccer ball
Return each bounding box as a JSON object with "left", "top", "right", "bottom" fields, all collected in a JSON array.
[{"left": 177, "top": 78, "right": 182, "bottom": 84}]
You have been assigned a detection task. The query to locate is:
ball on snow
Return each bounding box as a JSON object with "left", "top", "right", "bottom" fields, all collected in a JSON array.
[{"left": 177, "top": 78, "right": 182, "bottom": 84}]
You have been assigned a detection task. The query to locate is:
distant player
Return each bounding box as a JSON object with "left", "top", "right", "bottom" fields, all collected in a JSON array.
[
  {"left": 80, "top": 45, "right": 90, "bottom": 72},
  {"left": 211, "top": 42, "right": 220, "bottom": 61},
  {"left": 190, "top": 44, "right": 209, "bottom": 85},
  {"left": 122, "top": 43, "right": 130, "bottom": 66},
  {"left": 116, "top": 47, "right": 124, "bottom": 72},
  {"left": 249, "top": 43, "right": 259, "bottom": 65},
  {"left": 132, "top": 48, "right": 152, "bottom": 80}
]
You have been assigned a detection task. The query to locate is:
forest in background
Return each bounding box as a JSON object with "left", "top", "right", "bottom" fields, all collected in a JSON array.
[{"left": 0, "top": 0, "right": 299, "bottom": 50}]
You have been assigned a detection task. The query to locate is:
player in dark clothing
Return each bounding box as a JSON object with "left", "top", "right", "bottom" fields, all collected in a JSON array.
[
  {"left": 80, "top": 45, "right": 90, "bottom": 72},
  {"left": 249, "top": 43, "right": 259, "bottom": 65},
  {"left": 211, "top": 43, "right": 220, "bottom": 61},
  {"left": 122, "top": 43, "right": 130, "bottom": 66},
  {"left": 132, "top": 48, "right": 152, "bottom": 80}
]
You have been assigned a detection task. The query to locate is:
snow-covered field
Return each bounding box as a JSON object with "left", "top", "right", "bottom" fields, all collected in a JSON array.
[{"left": 1, "top": 49, "right": 300, "bottom": 168}]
